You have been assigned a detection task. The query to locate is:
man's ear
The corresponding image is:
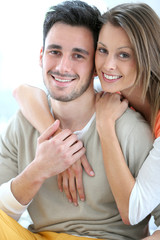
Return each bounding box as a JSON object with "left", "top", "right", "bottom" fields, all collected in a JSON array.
[{"left": 39, "top": 47, "right": 43, "bottom": 67}]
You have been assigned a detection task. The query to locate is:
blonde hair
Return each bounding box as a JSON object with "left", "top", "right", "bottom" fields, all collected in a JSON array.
[{"left": 101, "top": 3, "right": 160, "bottom": 130}]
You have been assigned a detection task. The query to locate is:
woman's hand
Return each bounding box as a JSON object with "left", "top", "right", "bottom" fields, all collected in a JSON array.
[
  {"left": 96, "top": 92, "right": 128, "bottom": 132},
  {"left": 57, "top": 155, "right": 94, "bottom": 206}
]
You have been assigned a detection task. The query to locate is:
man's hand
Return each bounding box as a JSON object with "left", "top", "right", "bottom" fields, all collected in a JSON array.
[
  {"left": 57, "top": 155, "right": 94, "bottom": 206},
  {"left": 34, "top": 120, "right": 86, "bottom": 179},
  {"left": 11, "top": 120, "right": 86, "bottom": 205}
]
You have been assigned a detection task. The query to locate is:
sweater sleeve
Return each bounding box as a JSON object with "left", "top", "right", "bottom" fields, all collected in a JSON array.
[
  {"left": 129, "top": 137, "right": 160, "bottom": 225},
  {"left": 0, "top": 179, "right": 30, "bottom": 221},
  {"left": 154, "top": 111, "right": 160, "bottom": 138}
]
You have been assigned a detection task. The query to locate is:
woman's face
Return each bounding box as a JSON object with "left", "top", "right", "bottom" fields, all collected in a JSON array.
[{"left": 95, "top": 23, "right": 137, "bottom": 93}]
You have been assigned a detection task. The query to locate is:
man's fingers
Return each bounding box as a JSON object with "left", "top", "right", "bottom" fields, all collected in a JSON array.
[
  {"left": 71, "top": 147, "right": 86, "bottom": 164},
  {"left": 38, "top": 120, "right": 60, "bottom": 143},
  {"left": 70, "top": 140, "right": 84, "bottom": 155},
  {"left": 63, "top": 134, "right": 79, "bottom": 148}
]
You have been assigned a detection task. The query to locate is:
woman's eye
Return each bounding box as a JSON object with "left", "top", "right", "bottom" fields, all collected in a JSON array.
[
  {"left": 98, "top": 48, "right": 108, "bottom": 54},
  {"left": 119, "top": 52, "right": 130, "bottom": 59}
]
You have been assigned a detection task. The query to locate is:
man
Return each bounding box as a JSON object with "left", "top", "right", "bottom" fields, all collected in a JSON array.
[{"left": 0, "top": 1, "right": 160, "bottom": 239}]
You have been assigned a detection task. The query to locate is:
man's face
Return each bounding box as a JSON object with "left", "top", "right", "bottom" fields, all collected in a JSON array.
[{"left": 40, "top": 22, "right": 95, "bottom": 102}]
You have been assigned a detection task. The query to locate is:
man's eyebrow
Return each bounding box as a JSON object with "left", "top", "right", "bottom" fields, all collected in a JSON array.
[
  {"left": 47, "top": 44, "right": 62, "bottom": 50},
  {"left": 72, "top": 48, "right": 89, "bottom": 55},
  {"left": 46, "top": 45, "right": 89, "bottom": 55}
]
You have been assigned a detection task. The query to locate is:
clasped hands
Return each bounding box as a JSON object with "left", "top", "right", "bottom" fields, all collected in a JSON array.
[
  {"left": 36, "top": 92, "right": 128, "bottom": 206},
  {"left": 36, "top": 118, "right": 94, "bottom": 206}
]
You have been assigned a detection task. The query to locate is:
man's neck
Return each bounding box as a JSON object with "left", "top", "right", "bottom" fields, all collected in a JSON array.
[{"left": 50, "top": 88, "right": 96, "bottom": 132}]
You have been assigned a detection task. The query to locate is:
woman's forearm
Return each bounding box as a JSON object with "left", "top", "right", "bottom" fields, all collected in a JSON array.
[
  {"left": 129, "top": 137, "right": 160, "bottom": 225},
  {"left": 98, "top": 122, "right": 135, "bottom": 224},
  {"left": 96, "top": 93, "right": 134, "bottom": 224},
  {"left": 13, "top": 84, "right": 55, "bottom": 134}
]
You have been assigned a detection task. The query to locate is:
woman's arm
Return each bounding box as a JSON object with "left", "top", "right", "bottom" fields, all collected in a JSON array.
[
  {"left": 96, "top": 92, "right": 134, "bottom": 224},
  {"left": 13, "top": 84, "right": 56, "bottom": 134},
  {"left": 129, "top": 137, "right": 160, "bottom": 225},
  {"left": 96, "top": 92, "right": 160, "bottom": 226}
]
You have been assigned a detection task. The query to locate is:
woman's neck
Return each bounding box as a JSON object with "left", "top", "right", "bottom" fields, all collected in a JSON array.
[{"left": 121, "top": 85, "right": 151, "bottom": 124}]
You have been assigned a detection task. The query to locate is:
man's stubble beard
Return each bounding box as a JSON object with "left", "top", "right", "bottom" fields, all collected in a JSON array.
[{"left": 43, "top": 71, "right": 94, "bottom": 102}]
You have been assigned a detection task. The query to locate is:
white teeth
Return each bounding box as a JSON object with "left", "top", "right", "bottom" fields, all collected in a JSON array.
[
  {"left": 104, "top": 74, "right": 121, "bottom": 80},
  {"left": 54, "top": 77, "right": 72, "bottom": 82}
]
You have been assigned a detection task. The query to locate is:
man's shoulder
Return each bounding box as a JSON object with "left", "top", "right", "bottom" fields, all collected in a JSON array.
[
  {"left": 13, "top": 110, "right": 35, "bottom": 127},
  {"left": 120, "top": 107, "right": 147, "bottom": 123},
  {"left": 116, "top": 108, "right": 153, "bottom": 176},
  {"left": 115, "top": 107, "right": 153, "bottom": 152},
  {"left": 4, "top": 110, "right": 39, "bottom": 138},
  {"left": 116, "top": 107, "right": 151, "bottom": 135}
]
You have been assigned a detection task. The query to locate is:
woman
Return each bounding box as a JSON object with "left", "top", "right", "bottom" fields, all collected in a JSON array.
[
  {"left": 14, "top": 3, "right": 160, "bottom": 226},
  {"left": 95, "top": 3, "right": 160, "bottom": 225}
]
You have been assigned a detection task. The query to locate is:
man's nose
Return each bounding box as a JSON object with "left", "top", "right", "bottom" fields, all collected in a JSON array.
[{"left": 55, "top": 55, "right": 72, "bottom": 73}]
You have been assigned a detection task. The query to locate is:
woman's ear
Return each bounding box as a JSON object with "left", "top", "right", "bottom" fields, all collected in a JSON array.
[{"left": 39, "top": 47, "right": 43, "bottom": 67}]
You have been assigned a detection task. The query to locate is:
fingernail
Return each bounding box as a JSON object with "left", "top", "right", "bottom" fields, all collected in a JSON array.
[
  {"left": 69, "top": 199, "right": 72, "bottom": 203},
  {"left": 81, "top": 198, "right": 85, "bottom": 202},
  {"left": 90, "top": 171, "right": 95, "bottom": 176},
  {"left": 74, "top": 202, "right": 78, "bottom": 207}
]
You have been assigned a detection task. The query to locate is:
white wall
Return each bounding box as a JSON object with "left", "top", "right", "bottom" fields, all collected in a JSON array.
[
  {"left": 0, "top": 0, "right": 159, "bottom": 90},
  {"left": 0, "top": 0, "right": 107, "bottom": 90},
  {"left": 104, "top": 0, "right": 159, "bottom": 16}
]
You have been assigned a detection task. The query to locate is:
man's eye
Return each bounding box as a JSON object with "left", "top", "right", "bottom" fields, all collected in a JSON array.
[
  {"left": 74, "top": 54, "right": 84, "bottom": 59},
  {"left": 50, "top": 50, "right": 60, "bottom": 55}
]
